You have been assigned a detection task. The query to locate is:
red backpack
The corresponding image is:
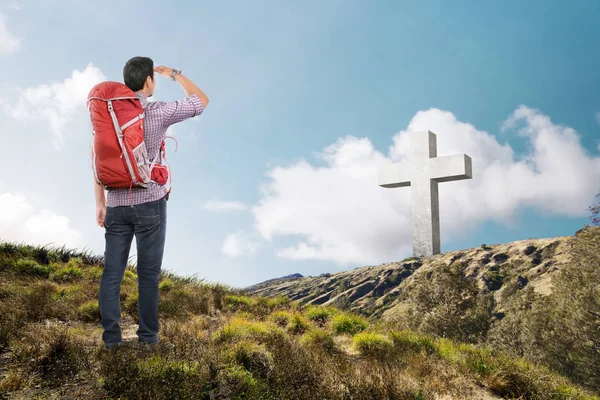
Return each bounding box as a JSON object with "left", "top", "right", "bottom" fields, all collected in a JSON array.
[{"left": 87, "top": 81, "right": 171, "bottom": 191}]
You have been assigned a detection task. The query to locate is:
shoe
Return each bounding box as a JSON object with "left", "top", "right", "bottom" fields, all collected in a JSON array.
[{"left": 103, "top": 342, "right": 121, "bottom": 351}]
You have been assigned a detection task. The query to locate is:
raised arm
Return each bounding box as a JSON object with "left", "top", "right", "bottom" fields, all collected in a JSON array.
[{"left": 154, "top": 66, "right": 209, "bottom": 107}]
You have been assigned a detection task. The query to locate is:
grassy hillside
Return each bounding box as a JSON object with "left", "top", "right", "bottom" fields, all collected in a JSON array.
[
  {"left": 0, "top": 236, "right": 598, "bottom": 399},
  {"left": 247, "top": 226, "right": 600, "bottom": 392}
]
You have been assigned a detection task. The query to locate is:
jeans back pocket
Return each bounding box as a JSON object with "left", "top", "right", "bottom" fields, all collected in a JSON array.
[{"left": 133, "top": 200, "right": 161, "bottom": 230}]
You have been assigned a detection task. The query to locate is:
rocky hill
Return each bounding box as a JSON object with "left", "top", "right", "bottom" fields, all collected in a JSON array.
[{"left": 246, "top": 228, "right": 584, "bottom": 319}]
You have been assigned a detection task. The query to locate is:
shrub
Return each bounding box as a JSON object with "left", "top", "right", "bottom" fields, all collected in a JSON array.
[
  {"left": 159, "top": 278, "right": 174, "bottom": 292},
  {"left": 249, "top": 296, "right": 275, "bottom": 317},
  {"left": 265, "top": 296, "right": 290, "bottom": 309},
  {"left": 269, "top": 311, "right": 292, "bottom": 327},
  {"left": 492, "top": 253, "right": 509, "bottom": 263},
  {"left": 331, "top": 313, "right": 368, "bottom": 335},
  {"left": 37, "top": 331, "right": 87, "bottom": 387},
  {"left": 78, "top": 301, "right": 100, "bottom": 322},
  {"left": 51, "top": 264, "right": 83, "bottom": 283},
  {"left": 222, "top": 341, "right": 274, "bottom": 377},
  {"left": 353, "top": 332, "right": 394, "bottom": 357},
  {"left": 159, "top": 286, "right": 211, "bottom": 318},
  {"left": 32, "top": 246, "right": 51, "bottom": 265},
  {"left": 0, "top": 242, "right": 19, "bottom": 256},
  {"left": 401, "top": 256, "right": 420, "bottom": 262},
  {"left": 0, "top": 326, "right": 10, "bottom": 352},
  {"left": 286, "top": 313, "right": 311, "bottom": 335},
  {"left": 100, "top": 353, "right": 207, "bottom": 399},
  {"left": 225, "top": 295, "right": 254, "bottom": 312},
  {"left": 86, "top": 265, "right": 104, "bottom": 280},
  {"left": 123, "top": 269, "right": 137, "bottom": 283},
  {"left": 390, "top": 330, "right": 436, "bottom": 355},
  {"left": 523, "top": 245, "right": 537, "bottom": 255},
  {"left": 460, "top": 345, "right": 497, "bottom": 378},
  {"left": 0, "top": 315, "right": 19, "bottom": 353},
  {"left": 405, "top": 262, "right": 494, "bottom": 343},
  {"left": 123, "top": 293, "right": 139, "bottom": 321},
  {"left": 483, "top": 271, "right": 505, "bottom": 291},
  {"left": 21, "top": 281, "right": 57, "bottom": 321},
  {"left": 15, "top": 259, "right": 52, "bottom": 278},
  {"left": 589, "top": 192, "right": 599, "bottom": 225},
  {"left": 306, "top": 306, "right": 337, "bottom": 325},
  {"left": 53, "top": 285, "right": 87, "bottom": 306},
  {"left": 209, "top": 282, "right": 230, "bottom": 310},
  {"left": 216, "top": 365, "right": 267, "bottom": 399},
  {"left": 0, "top": 368, "right": 28, "bottom": 392},
  {"left": 12, "top": 327, "right": 88, "bottom": 388},
  {"left": 300, "top": 329, "right": 337, "bottom": 353}
]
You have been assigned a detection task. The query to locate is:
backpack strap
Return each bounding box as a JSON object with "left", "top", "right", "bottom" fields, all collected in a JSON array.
[
  {"left": 163, "top": 136, "right": 178, "bottom": 194},
  {"left": 149, "top": 148, "right": 161, "bottom": 172},
  {"left": 120, "top": 112, "right": 145, "bottom": 131},
  {"left": 107, "top": 100, "right": 143, "bottom": 187}
]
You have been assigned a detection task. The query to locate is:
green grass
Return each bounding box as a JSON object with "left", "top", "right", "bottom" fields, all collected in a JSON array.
[
  {"left": 285, "top": 313, "right": 311, "bottom": 335},
  {"left": 15, "top": 259, "right": 52, "bottom": 278},
  {"left": 306, "top": 306, "right": 337, "bottom": 325},
  {"left": 213, "top": 317, "right": 285, "bottom": 344},
  {"left": 268, "top": 310, "right": 292, "bottom": 327},
  {"left": 353, "top": 332, "right": 394, "bottom": 357},
  {"left": 225, "top": 295, "right": 254, "bottom": 312},
  {"left": 50, "top": 261, "right": 83, "bottom": 283},
  {"left": 78, "top": 301, "right": 100, "bottom": 322},
  {"left": 331, "top": 313, "right": 368, "bottom": 335},
  {"left": 300, "top": 329, "right": 337, "bottom": 353},
  {"left": 390, "top": 330, "right": 436, "bottom": 354},
  {"left": 158, "top": 278, "right": 174, "bottom": 292}
]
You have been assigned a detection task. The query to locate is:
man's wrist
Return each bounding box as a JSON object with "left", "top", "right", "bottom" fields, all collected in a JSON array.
[{"left": 170, "top": 68, "right": 182, "bottom": 81}]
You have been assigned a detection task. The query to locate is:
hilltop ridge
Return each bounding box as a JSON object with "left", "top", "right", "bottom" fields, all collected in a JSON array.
[{"left": 246, "top": 229, "right": 582, "bottom": 319}]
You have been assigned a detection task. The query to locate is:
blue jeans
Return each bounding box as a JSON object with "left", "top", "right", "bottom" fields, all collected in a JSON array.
[{"left": 99, "top": 197, "right": 167, "bottom": 346}]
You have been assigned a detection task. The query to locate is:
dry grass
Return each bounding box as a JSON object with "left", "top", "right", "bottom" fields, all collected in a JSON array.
[{"left": 0, "top": 240, "right": 598, "bottom": 399}]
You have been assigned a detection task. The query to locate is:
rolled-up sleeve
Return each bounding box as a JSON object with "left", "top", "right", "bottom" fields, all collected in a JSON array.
[{"left": 160, "top": 94, "right": 204, "bottom": 128}]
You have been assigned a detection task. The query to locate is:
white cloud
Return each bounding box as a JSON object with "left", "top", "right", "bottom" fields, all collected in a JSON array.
[
  {"left": 9, "top": 4, "right": 23, "bottom": 11},
  {"left": 3, "top": 63, "right": 106, "bottom": 149},
  {"left": 252, "top": 106, "right": 600, "bottom": 266},
  {"left": 221, "top": 231, "right": 259, "bottom": 258},
  {"left": 0, "top": 193, "right": 81, "bottom": 248},
  {"left": 202, "top": 200, "right": 248, "bottom": 212},
  {"left": 0, "top": 13, "right": 21, "bottom": 54}
]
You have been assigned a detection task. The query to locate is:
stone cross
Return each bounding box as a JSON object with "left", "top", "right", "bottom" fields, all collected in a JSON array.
[{"left": 378, "top": 130, "right": 472, "bottom": 257}]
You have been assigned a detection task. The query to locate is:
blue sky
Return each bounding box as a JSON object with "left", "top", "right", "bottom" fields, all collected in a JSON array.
[{"left": 1, "top": 0, "right": 599, "bottom": 287}]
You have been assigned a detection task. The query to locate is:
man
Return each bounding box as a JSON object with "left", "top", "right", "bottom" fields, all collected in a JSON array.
[{"left": 93, "top": 56, "right": 209, "bottom": 349}]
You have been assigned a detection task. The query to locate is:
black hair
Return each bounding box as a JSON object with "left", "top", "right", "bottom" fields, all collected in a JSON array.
[{"left": 123, "top": 56, "right": 154, "bottom": 92}]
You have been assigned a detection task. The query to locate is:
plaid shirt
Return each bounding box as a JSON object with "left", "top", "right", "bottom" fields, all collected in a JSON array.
[{"left": 105, "top": 92, "right": 204, "bottom": 207}]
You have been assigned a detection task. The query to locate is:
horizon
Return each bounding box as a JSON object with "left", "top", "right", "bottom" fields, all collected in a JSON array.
[{"left": 1, "top": 0, "right": 599, "bottom": 287}]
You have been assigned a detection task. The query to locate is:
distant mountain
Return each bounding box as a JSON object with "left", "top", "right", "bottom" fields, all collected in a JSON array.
[{"left": 245, "top": 273, "right": 304, "bottom": 292}]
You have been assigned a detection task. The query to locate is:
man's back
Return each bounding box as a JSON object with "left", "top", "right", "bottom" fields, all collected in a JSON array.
[{"left": 105, "top": 92, "right": 204, "bottom": 207}]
